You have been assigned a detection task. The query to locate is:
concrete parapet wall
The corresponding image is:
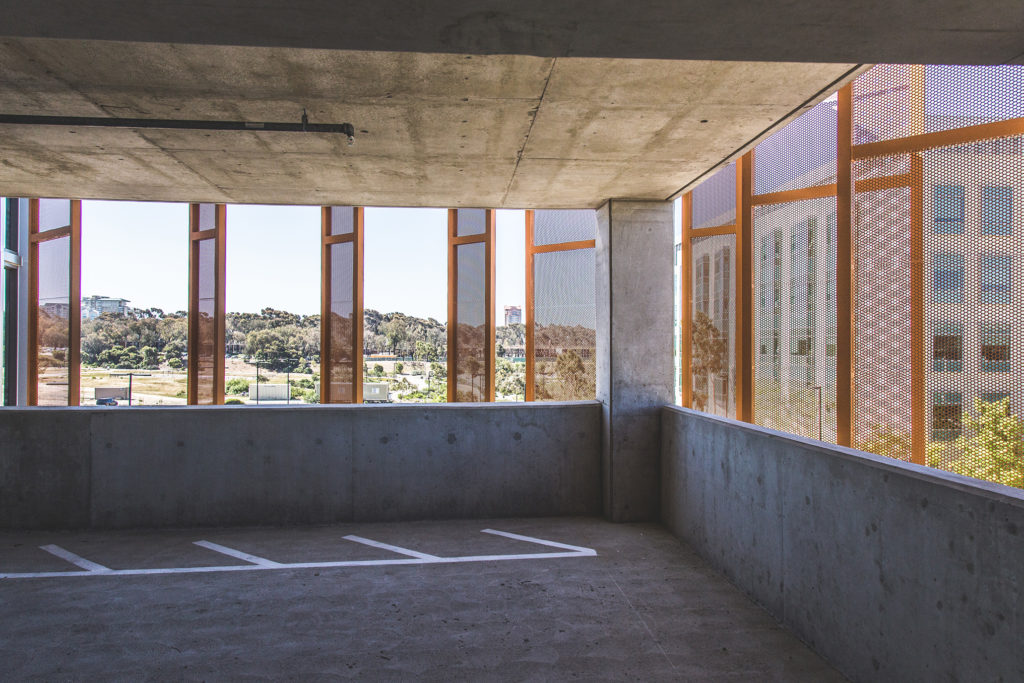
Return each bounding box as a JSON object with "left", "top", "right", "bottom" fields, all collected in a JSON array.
[
  {"left": 661, "top": 405, "right": 1024, "bottom": 682},
  {"left": 0, "top": 402, "right": 601, "bottom": 529}
]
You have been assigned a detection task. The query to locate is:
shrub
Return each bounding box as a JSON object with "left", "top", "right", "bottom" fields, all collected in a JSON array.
[
  {"left": 224, "top": 398, "right": 244, "bottom": 405},
  {"left": 226, "top": 377, "right": 250, "bottom": 395}
]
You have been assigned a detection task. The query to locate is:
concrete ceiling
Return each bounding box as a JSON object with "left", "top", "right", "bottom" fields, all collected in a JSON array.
[{"left": 0, "top": 38, "right": 856, "bottom": 208}]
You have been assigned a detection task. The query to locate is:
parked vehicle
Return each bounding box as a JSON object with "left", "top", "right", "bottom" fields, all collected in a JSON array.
[{"left": 95, "top": 397, "right": 119, "bottom": 406}]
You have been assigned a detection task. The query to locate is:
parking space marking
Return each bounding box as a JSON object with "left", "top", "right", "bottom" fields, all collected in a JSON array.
[
  {"left": 343, "top": 535, "right": 440, "bottom": 560},
  {"left": 1, "top": 530, "right": 596, "bottom": 580},
  {"left": 39, "top": 544, "right": 111, "bottom": 573},
  {"left": 193, "top": 541, "right": 283, "bottom": 567},
  {"left": 482, "top": 529, "right": 598, "bottom": 555}
]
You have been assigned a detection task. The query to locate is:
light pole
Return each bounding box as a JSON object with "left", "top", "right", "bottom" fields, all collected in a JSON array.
[{"left": 110, "top": 371, "right": 151, "bottom": 406}]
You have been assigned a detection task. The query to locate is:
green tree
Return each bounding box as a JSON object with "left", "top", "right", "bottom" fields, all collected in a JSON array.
[
  {"left": 373, "top": 364, "right": 385, "bottom": 377},
  {"left": 930, "top": 398, "right": 1024, "bottom": 489},
  {"left": 226, "top": 378, "right": 249, "bottom": 395},
  {"left": 395, "top": 362, "right": 404, "bottom": 375},
  {"left": 140, "top": 346, "right": 160, "bottom": 368}
]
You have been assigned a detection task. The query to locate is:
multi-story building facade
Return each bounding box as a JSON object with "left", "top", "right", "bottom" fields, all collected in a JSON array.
[
  {"left": 503, "top": 305, "right": 521, "bottom": 326},
  {"left": 82, "top": 295, "right": 130, "bottom": 319}
]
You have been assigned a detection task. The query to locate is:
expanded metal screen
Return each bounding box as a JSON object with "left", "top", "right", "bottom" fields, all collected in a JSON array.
[
  {"left": 681, "top": 63, "right": 1024, "bottom": 490},
  {"left": 35, "top": 234, "right": 71, "bottom": 405},
  {"left": 692, "top": 163, "right": 737, "bottom": 229},
  {"left": 190, "top": 203, "right": 221, "bottom": 405},
  {"left": 534, "top": 249, "right": 596, "bottom": 401},
  {"left": 853, "top": 181, "right": 914, "bottom": 459},
  {"left": 530, "top": 210, "right": 597, "bottom": 402},
  {"left": 752, "top": 198, "right": 837, "bottom": 441},
  {"left": 454, "top": 241, "right": 487, "bottom": 401},
  {"left": 754, "top": 99, "right": 837, "bottom": 195},
  {"left": 690, "top": 234, "right": 736, "bottom": 418},
  {"left": 327, "top": 240, "right": 355, "bottom": 402}
]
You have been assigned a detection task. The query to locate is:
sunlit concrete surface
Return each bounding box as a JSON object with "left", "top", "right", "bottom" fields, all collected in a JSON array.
[{"left": 0, "top": 518, "right": 843, "bottom": 680}]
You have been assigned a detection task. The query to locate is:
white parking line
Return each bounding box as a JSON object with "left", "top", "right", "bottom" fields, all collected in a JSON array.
[
  {"left": 0, "top": 530, "right": 596, "bottom": 580},
  {"left": 193, "top": 540, "right": 283, "bottom": 567},
  {"left": 39, "top": 544, "right": 111, "bottom": 573},
  {"left": 482, "top": 529, "right": 598, "bottom": 555},
  {"left": 343, "top": 535, "right": 439, "bottom": 560}
]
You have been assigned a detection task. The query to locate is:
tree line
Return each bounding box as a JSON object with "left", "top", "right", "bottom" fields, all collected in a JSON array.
[{"left": 80, "top": 307, "right": 530, "bottom": 371}]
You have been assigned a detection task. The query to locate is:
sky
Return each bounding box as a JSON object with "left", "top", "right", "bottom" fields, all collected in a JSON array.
[{"left": 81, "top": 200, "right": 525, "bottom": 322}]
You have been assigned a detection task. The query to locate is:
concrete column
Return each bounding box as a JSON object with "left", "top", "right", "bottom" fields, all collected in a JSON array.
[{"left": 596, "top": 200, "right": 675, "bottom": 522}]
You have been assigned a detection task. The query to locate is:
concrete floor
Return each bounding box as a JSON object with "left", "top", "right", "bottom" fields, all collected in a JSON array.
[{"left": 0, "top": 518, "right": 843, "bottom": 681}]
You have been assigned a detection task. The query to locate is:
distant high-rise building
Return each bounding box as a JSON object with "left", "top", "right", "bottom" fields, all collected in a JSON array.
[
  {"left": 504, "top": 305, "right": 522, "bottom": 326},
  {"left": 82, "top": 295, "right": 130, "bottom": 319}
]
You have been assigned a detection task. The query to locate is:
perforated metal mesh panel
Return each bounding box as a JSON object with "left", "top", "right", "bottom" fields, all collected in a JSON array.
[
  {"left": 852, "top": 65, "right": 1024, "bottom": 486},
  {"left": 753, "top": 198, "right": 837, "bottom": 441},
  {"left": 195, "top": 237, "right": 216, "bottom": 405},
  {"left": 328, "top": 241, "right": 355, "bottom": 402},
  {"left": 755, "top": 100, "right": 837, "bottom": 195},
  {"left": 533, "top": 209, "right": 597, "bottom": 246},
  {"left": 692, "top": 163, "right": 736, "bottom": 229},
  {"left": 35, "top": 235, "right": 70, "bottom": 405},
  {"left": 38, "top": 199, "right": 71, "bottom": 233},
  {"left": 690, "top": 234, "right": 736, "bottom": 418},
  {"left": 853, "top": 65, "right": 1024, "bottom": 143},
  {"left": 330, "top": 206, "right": 354, "bottom": 235},
  {"left": 454, "top": 241, "right": 487, "bottom": 401},
  {"left": 456, "top": 208, "right": 487, "bottom": 237},
  {"left": 534, "top": 248, "right": 596, "bottom": 401},
  {"left": 853, "top": 181, "right": 914, "bottom": 459}
]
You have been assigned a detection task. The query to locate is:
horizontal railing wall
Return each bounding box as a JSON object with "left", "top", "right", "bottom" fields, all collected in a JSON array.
[
  {"left": 0, "top": 402, "right": 602, "bottom": 529},
  {"left": 662, "top": 405, "right": 1024, "bottom": 683}
]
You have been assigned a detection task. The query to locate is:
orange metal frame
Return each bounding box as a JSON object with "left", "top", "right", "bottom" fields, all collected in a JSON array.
[
  {"left": 523, "top": 210, "right": 597, "bottom": 402},
  {"left": 447, "top": 209, "right": 496, "bottom": 402},
  {"left": 187, "top": 203, "right": 226, "bottom": 405},
  {"left": 320, "top": 206, "right": 364, "bottom": 404},
  {"left": 26, "top": 199, "right": 81, "bottom": 406}
]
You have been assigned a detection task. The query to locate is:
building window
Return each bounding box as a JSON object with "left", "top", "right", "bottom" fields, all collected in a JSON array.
[
  {"left": 932, "top": 391, "right": 962, "bottom": 441},
  {"left": 932, "top": 322, "right": 962, "bottom": 372},
  {"left": 979, "top": 391, "right": 1011, "bottom": 415},
  {"left": 980, "top": 186, "right": 1013, "bottom": 236},
  {"left": 979, "top": 254, "right": 1012, "bottom": 304},
  {"left": 932, "top": 253, "right": 963, "bottom": 304},
  {"left": 980, "top": 322, "right": 1011, "bottom": 373},
  {"left": 932, "top": 185, "right": 964, "bottom": 234}
]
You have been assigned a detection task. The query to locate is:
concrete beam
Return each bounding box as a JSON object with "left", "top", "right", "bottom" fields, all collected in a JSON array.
[
  {"left": 596, "top": 200, "right": 674, "bottom": 522},
  {"left": 1, "top": 1, "right": 1022, "bottom": 65}
]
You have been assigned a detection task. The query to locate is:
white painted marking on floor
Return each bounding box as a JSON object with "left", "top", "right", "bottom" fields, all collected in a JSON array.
[
  {"left": 39, "top": 544, "right": 111, "bottom": 573},
  {"left": 0, "top": 530, "right": 596, "bottom": 580},
  {"left": 481, "top": 529, "right": 598, "bottom": 555},
  {"left": 343, "top": 535, "right": 440, "bottom": 560},
  {"left": 193, "top": 541, "right": 283, "bottom": 567}
]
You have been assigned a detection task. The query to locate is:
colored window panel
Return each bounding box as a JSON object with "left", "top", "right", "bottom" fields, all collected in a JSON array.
[
  {"left": 931, "top": 253, "right": 963, "bottom": 304},
  {"left": 980, "top": 323, "right": 1010, "bottom": 373},
  {"left": 932, "top": 322, "right": 962, "bottom": 373},
  {"left": 979, "top": 254, "right": 1011, "bottom": 304},
  {"left": 932, "top": 185, "right": 964, "bottom": 234},
  {"left": 980, "top": 186, "right": 1013, "bottom": 235},
  {"left": 931, "top": 392, "right": 962, "bottom": 441}
]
